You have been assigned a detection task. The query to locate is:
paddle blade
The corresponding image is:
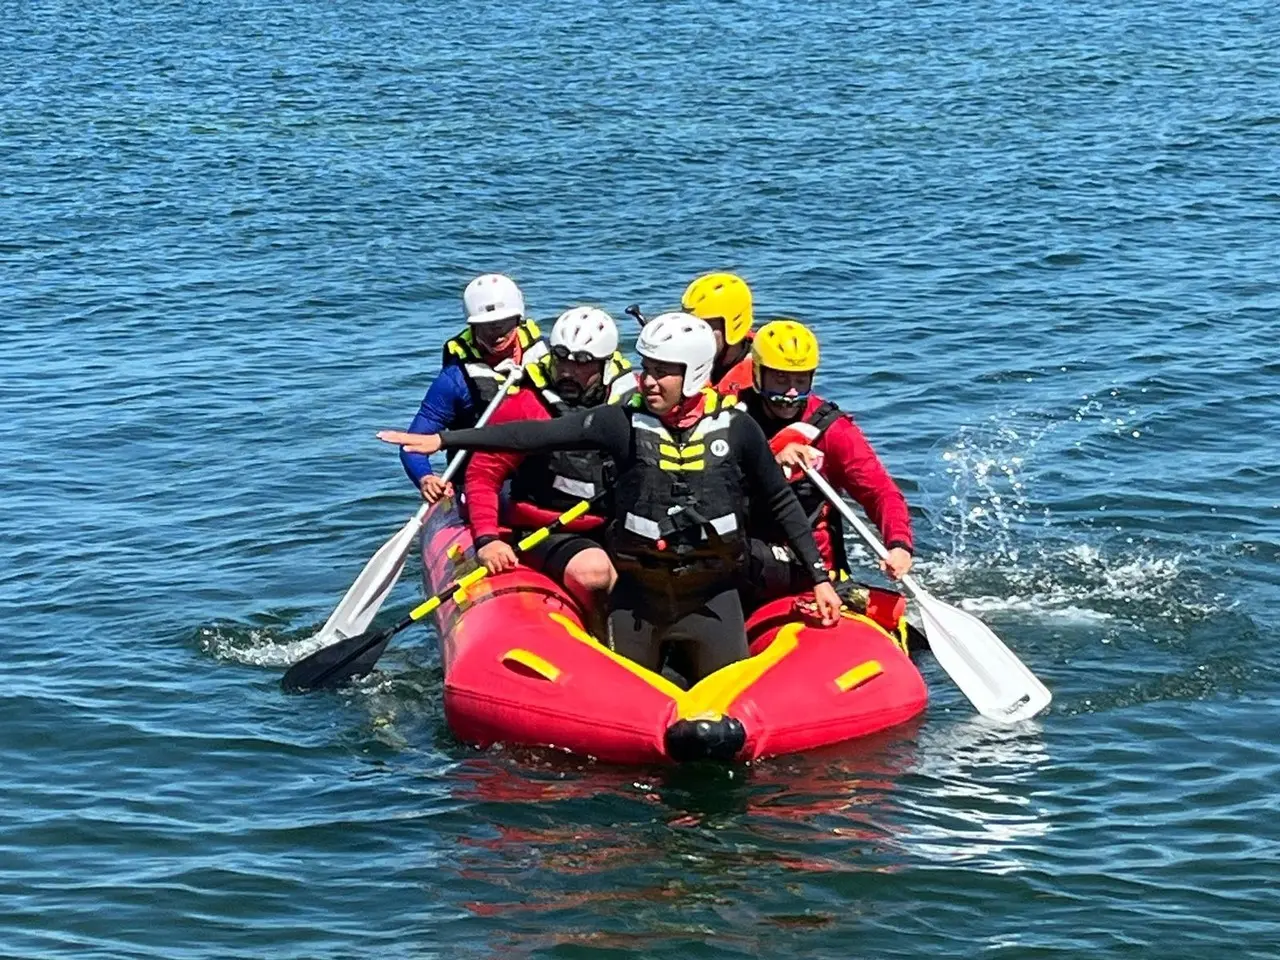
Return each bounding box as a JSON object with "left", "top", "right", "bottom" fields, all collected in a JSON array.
[
  {"left": 915, "top": 591, "right": 1052, "bottom": 724},
  {"left": 310, "top": 508, "right": 425, "bottom": 648},
  {"left": 281, "top": 625, "right": 395, "bottom": 693}
]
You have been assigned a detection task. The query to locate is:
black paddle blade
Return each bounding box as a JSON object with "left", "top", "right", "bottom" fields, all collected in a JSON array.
[{"left": 281, "top": 625, "right": 395, "bottom": 694}]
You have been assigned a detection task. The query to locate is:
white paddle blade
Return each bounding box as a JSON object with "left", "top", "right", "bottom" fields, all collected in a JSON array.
[
  {"left": 307, "top": 358, "right": 528, "bottom": 651},
  {"left": 916, "top": 592, "right": 1052, "bottom": 724},
  {"left": 310, "top": 506, "right": 426, "bottom": 646}
]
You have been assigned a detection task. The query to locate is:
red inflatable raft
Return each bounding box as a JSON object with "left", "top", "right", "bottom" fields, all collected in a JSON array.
[{"left": 421, "top": 504, "right": 927, "bottom": 764}]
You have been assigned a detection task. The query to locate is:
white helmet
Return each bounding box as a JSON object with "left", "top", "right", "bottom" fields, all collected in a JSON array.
[
  {"left": 463, "top": 273, "right": 525, "bottom": 325},
  {"left": 636, "top": 312, "right": 716, "bottom": 397},
  {"left": 550, "top": 307, "right": 618, "bottom": 360}
]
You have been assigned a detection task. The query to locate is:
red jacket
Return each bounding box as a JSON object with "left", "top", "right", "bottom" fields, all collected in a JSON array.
[
  {"left": 713, "top": 336, "right": 755, "bottom": 397},
  {"left": 463, "top": 388, "right": 606, "bottom": 543},
  {"left": 760, "top": 392, "right": 913, "bottom": 567}
]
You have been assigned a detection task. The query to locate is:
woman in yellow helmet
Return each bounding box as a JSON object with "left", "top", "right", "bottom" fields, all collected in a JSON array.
[
  {"left": 741, "top": 319, "right": 915, "bottom": 601},
  {"left": 680, "top": 272, "right": 756, "bottom": 396}
]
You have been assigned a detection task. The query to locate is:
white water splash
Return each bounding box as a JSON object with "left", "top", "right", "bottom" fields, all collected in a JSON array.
[
  {"left": 196, "top": 624, "right": 335, "bottom": 668},
  {"left": 906, "top": 394, "right": 1223, "bottom": 626}
]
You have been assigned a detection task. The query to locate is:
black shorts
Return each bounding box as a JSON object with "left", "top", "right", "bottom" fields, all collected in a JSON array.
[{"left": 521, "top": 531, "right": 605, "bottom": 583}]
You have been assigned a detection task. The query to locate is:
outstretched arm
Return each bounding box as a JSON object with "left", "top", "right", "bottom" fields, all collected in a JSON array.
[
  {"left": 399, "top": 366, "right": 473, "bottom": 485},
  {"left": 379, "top": 404, "right": 632, "bottom": 460}
]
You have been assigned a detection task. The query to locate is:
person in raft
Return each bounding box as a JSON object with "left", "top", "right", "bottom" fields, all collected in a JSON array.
[
  {"left": 740, "top": 319, "right": 914, "bottom": 605},
  {"left": 463, "top": 306, "right": 637, "bottom": 640},
  {"left": 399, "top": 273, "right": 543, "bottom": 503},
  {"left": 378, "top": 312, "right": 844, "bottom": 683},
  {"left": 680, "top": 272, "right": 757, "bottom": 395}
]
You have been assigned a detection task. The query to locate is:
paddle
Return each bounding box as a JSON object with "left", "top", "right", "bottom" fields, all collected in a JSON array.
[
  {"left": 305, "top": 350, "right": 539, "bottom": 654},
  {"left": 800, "top": 462, "right": 1052, "bottom": 723},
  {"left": 281, "top": 497, "right": 599, "bottom": 692}
]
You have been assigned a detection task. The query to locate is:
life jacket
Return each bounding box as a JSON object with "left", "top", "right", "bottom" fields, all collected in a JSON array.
[
  {"left": 769, "top": 394, "right": 849, "bottom": 570},
  {"left": 439, "top": 319, "right": 542, "bottom": 428},
  {"left": 610, "top": 388, "right": 748, "bottom": 579},
  {"left": 505, "top": 352, "right": 636, "bottom": 517},
  {"left": 712, "top": 334, "right": 755, "bottom": 398}
]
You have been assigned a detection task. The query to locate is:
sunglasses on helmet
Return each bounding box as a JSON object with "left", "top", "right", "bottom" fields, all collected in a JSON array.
[{"left": 551, "top": 344, "right": 603, "bottom": 364}]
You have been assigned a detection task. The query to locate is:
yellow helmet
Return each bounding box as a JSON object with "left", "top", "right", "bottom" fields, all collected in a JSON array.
[
  {"left": 681, "top": 273, "right": 753, "bottom": 346},
  {"left": 751, "top": 319, "right": 820, "bottom": 377}
]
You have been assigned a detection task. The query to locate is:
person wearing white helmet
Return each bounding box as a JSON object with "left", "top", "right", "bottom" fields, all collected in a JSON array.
[
  {"left": 461, "top": 307, "right": 636, "bottom": 638},
  {"left": 399, "top": 273, "right": 543, "bottom": 503},
  {"left": 380, "top": 312, "right": 843, "bottom": 684}
]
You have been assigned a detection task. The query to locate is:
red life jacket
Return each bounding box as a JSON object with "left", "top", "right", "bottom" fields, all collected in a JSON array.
[{"left": 766, "top": 394, "right": 848, "bottom": 570}]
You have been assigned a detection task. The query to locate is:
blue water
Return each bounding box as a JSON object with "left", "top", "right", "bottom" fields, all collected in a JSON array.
[{"left": 4, "top": 0, "right": 1279, "bottom": 956}]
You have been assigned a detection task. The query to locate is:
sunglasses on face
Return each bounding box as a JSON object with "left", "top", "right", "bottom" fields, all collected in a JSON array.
[{"left": 475, "top": 316, "right": 520, "bottom": 338}]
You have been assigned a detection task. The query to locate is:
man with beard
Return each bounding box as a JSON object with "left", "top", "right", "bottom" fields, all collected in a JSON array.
[{"left": 461, "top": 307, "right": 636, "bottom": 639}]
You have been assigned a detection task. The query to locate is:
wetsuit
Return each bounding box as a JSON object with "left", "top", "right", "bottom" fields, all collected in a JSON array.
[{"left": 437, "top": 394, "right": 829, "bottom": 682}]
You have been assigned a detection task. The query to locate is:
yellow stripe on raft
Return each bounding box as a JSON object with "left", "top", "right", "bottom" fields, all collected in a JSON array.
[
  {"left": 548, "top": 613, "right": 688, "bottom": 700},
  {"left": 501, "top": 648, "right": 562, "bottom": 682},
  {"left": 546, "top": 614, "right": 805, "bottom": 720},
  {"left": 834, "top": 660, "right": 883, "bottom": 693},
  {"left": 677, "top": 623, "right": 801, "bottom": 720}
]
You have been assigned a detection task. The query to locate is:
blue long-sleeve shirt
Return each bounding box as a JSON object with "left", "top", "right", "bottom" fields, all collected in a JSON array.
[{"left": 400, "top": 364, "right": 476, "bottom": 486}]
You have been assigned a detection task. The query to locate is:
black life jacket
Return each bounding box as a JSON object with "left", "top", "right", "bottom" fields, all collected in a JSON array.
[
  {"left": 784, "top": 399, "right": 849, "bottom": 571},
  {"left": 507, "top": 353, "right": 636, "bottom": 515},
  {"left": 439, "top": 319, "right": 543, "bottom": 428},
  {"left": 751, "top": 396, "right": 850, "bottom": 572},
  {"left": 609, "top": 388, "right": 749, "bottom": 577}
]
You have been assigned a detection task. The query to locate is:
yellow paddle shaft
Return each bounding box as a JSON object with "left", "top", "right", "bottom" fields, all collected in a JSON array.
[{"left": 406, "top": 497, "right": 595, "bottom": 622}]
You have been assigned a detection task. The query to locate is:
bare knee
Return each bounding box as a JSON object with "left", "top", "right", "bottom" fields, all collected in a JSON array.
[{"left": 563, "top": 548, "right": 616, "bottom": 593}]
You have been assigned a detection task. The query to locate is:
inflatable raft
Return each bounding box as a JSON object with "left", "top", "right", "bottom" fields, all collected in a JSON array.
[{"left": 420, "top": 503, "right": 928, "bottom": 764}]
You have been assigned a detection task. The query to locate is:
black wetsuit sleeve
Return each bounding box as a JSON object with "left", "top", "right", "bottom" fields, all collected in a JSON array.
[
  {"left": 440, "top": 404, "right": 632, "bottom": 459},
  {"left": 731, "top": 414, "right": 830, "bottom": 584}
]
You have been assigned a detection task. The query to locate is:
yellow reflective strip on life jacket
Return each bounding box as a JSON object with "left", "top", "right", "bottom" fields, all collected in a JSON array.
[
  {"left": 700, "top": 387, "right": 735, "bottom": 414},
  {"left": 679, "top": 443, "right": 705, "bottom": 459},
  {"left": 658, "top": 443, "right": 681, "bottom": 459},
  {"left": 606, "top": 352, "right": 632, "bottom": 379},
  {"left": 519, "top": 318, "right": 541, "bottom": 343},
  {"left": 527, "top": 354, "right": 552, "bottom": 389},
  {"left": 677, "top": 621, "right": 802, "bottom": 720}
]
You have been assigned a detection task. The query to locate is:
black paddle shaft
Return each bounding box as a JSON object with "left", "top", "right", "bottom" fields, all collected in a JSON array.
[{"left": 625, "top": 304, "right": 647, "bottom": 326}]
